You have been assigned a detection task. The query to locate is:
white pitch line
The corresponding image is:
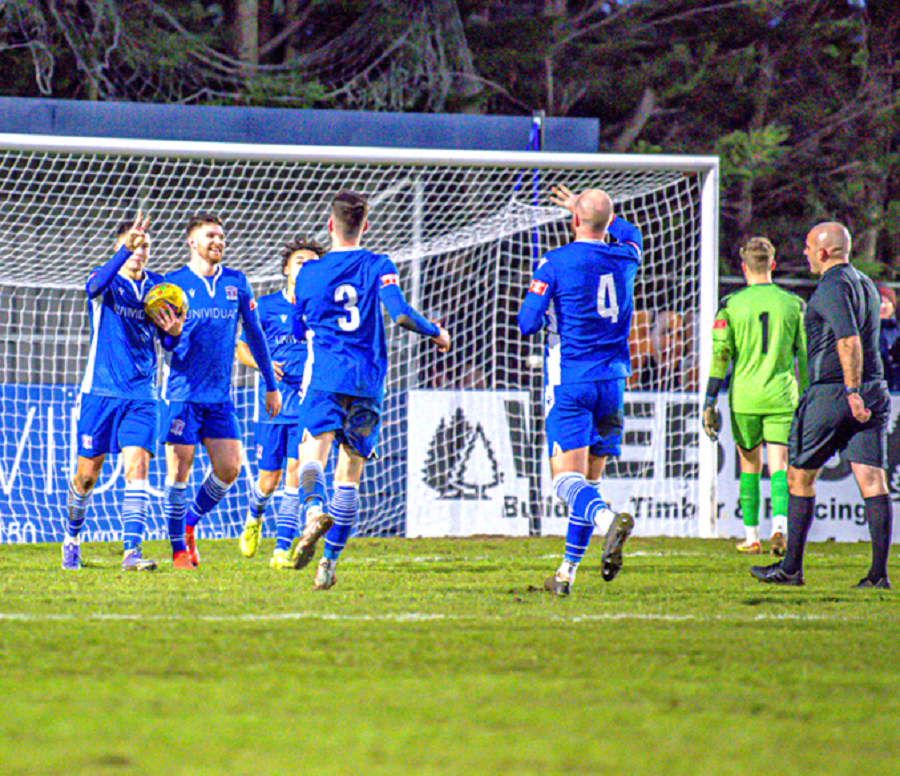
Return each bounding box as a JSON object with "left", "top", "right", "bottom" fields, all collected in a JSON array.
[
  {"left": 567, "top": 612, "right": 836, "bottom": 623},
  {"left": 0, "top": 612, "right": 452, "bottom": 623},
  {"left": 0, "top": 611, "right": 884, "bottom": 624}
]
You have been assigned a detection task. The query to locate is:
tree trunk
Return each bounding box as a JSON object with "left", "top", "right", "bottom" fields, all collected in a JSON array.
[
  {"left": 429, "top": 0, "right": 484, "bottom": 113},
  {"left": 258, "top": 0, "right": 273, "bottom": 58},
  {"left": 233, "top": 0, "right": 259, "bottom": 73},
  {"left": 611, "top": 87, "right": 656, "bottom": 153},
  {"left": 542, "top": 0, "right": 567, "bottom": 113},
  {"left": 736, "top": 45, "right": 774, "bottom": 241}
]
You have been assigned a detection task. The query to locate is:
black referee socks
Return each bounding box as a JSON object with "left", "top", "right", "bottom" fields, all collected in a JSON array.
[
  {"left": 782, "top": 495, "right": 815, "bottom": 575},
  {"left": 864, "top": 494, "right": 893, "bottom": 583}
]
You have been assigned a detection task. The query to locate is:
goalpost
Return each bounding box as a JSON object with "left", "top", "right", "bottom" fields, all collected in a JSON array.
[{"left": 0, "top": 134, "right": 719, "bottom": 544}]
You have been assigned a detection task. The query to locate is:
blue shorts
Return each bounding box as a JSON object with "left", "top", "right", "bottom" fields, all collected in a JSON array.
[
  {"left": 544, "top": 379, "right": 624, "bottom": 458},
  {"left": 300, "top": 389, "right": 381, "bottom": 459},
  {"left": 76, "top": 393, "right": 157, "bottom": 458},
  {"left": 255, "top": 420, "right": 301, "bottom": 471},
  {"left": 163, "top": 400, "right": 240, "bottom": 445}
]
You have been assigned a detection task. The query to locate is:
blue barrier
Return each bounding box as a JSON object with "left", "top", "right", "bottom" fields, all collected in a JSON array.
[
  {"left": 0, "top": 97, "right": 599, "bottom": 153},
  {"left": 0, "top": 384, "right": 407, "bottom": 544}
]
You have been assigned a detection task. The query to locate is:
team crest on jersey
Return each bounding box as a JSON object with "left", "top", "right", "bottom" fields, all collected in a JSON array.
[
  {"left": 226, "top": 285, "right": 238, "bottom": 301},
  {"left": 713, "top": 319, "right": 727, "bottom": 330},
  {"left": 81, "top": 435, "right": 93, "bottom": 450},
  {"left": 382, "top": 273, "right": 399, "bottom": 287},
  {"left": 529, "top": 279, "right": 549, "bottom": 296},
  {"left": 170, "top": 419, "right": 185, "bottom": 436}
]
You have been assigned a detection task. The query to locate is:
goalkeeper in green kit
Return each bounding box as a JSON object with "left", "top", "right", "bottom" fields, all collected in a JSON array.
[{"left": 703, "top": 237, "right": 807, "bottom": 555}]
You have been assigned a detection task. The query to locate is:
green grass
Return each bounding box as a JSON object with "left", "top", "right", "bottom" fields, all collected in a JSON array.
[{"left": 1, "top": 536, "right": 898, "bottom": 776}]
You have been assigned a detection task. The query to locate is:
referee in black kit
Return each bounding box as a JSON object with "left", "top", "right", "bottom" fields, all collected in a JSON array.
[{"left": 751, "top": 222, "right": 893, "bottom": 589}]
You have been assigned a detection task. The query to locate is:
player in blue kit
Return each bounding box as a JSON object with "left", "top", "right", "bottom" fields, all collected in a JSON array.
[
  {"left": 162, "top": 214, "right": 281, "bottom": 569},
  {"left": 290, "top": 190, "right": 450, "bottom": 589},
  {"left": 235, "top": 235, "right": 327, "bottom": 568},
  {"left": 518, "top": 185, "right": 642, "bottom": 596},
  {"left": 62, "top": 213, "right": 185, "bottom": 572}
]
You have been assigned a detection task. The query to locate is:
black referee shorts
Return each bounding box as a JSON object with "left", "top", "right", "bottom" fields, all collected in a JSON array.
[{"left": 788, "top": 380, "right": 889, "bottom": 471}]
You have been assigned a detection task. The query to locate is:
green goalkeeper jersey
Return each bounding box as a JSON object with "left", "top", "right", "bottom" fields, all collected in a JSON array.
[{"left": 710, "top": 283, "right": 808, "bottom": 415}]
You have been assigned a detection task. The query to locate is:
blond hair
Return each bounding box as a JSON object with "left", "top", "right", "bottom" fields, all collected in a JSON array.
[{"left": 740, "top": 236, "right": 775, "bottom": 273}]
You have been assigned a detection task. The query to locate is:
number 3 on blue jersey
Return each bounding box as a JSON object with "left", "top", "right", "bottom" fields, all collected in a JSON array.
[
  {"left": 597, "top": 273, "right": 620, "bottom": 323},
  {"left": 336, "top": 283, "right": 360, "bottom": 331}
]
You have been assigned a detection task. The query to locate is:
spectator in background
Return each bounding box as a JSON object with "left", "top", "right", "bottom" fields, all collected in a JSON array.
[
  {"left": 877, "top": 285, "right": 900, "bottom": 391},
  {"left": 633, "top": 310, "right": 683, "bottom": 390},
  {"left": 681, "top": 310, "right": 700, "bottom": 392}
]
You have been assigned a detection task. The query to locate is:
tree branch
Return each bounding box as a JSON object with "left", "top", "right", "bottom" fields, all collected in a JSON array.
[
  {"left": 259, "top": 2, "right": 316, "bottom": 58},
  {"left": 610, "top": 86, "right": 657, "bottom": 152}
]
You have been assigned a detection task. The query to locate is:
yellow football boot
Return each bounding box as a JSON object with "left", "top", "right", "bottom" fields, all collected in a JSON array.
[{"left": 239, "top": 515, "right": 262, "bottom": 558}]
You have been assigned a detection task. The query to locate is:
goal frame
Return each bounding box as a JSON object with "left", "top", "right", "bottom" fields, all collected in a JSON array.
[{"left": 0, "top": 132, "right": 719, "bottom": 539}]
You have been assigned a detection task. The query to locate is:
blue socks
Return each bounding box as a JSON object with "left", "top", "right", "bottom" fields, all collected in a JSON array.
[
  {"left": 553, "top": 472, "right": 609, "bottom": 565},
  {"left": 275, "top": 486, "right": 301, "bottom": 552},
  {"left": 122, "top": 479, "right": 150, "bottom": 552},
  {"left": 165, "top": 478, "right": 188, "bottom": 553},
  {"left": 66, "top": 483, "right": 91, "bottom": 539},
  {"left": 565, "top": 516, "right": 595, "bottom": 565},
  {"left": 186, "top": 471, "right": 233, "bottom": 528},
  {"left": 299, "top": 461, "right": 328, "bottom": 509},
  {"left": 323, "top": 483, "right": 358, "bottom": 561},
  {"left": 248, "top": 481, "right": 274, "bottom": 520}
]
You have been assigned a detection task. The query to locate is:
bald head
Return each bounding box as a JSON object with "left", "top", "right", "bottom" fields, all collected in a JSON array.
[
  {"left": 811, "top": 222, "right": 852, "bottom": 259},
  {"left": 804, "top": 221, "right": 852, "bottom": 275},
  {"left": 574, "top": 189, "right": 613, "bottom": 237}
]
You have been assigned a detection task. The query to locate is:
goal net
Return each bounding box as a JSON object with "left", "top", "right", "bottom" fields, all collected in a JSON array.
[{"left": 0, "top": 135, "right": 718, "bottom": 544}]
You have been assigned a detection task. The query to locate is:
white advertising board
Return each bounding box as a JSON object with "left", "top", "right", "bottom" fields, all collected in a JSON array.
[
  {"left": 541, "top": 392, "right": 701, "bottom": 537},
  {"left": 712, "top": 397, "right": 900, "bottom": 543},
  {"left": 540, "top": 391, "right": 900, "bottom": 543},
  {"left": 406, "top": 390, "right": 531, "bottom": 537}
]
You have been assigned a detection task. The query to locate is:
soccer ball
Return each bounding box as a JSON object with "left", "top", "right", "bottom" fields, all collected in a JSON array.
[{"left": 144, "top": 283, "right": 189, "bottom": 319}]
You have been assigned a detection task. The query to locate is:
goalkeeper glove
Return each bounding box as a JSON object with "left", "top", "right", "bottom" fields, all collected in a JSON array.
[{"left": 702, "top": 398, "right": 720, "bottom": 442}]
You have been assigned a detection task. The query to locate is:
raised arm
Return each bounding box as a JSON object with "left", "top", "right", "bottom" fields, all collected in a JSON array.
[
  {"left": 517, "top": 260, "right": 555, "bottom": 337},
  {"left": 86, "top": 211, "right": 151, "bottom": 298},
  {"left": 550, "top": 184, "right": 642, "bottom": 262},
  {"left": 86, "top": 246, "right": 132, "bottom": 299},
  {"left": 377, "top": 263, "right": 449, "bottom": 352},
  {"left": 606, "top": 216, "right": 643, "bottom": 262}
]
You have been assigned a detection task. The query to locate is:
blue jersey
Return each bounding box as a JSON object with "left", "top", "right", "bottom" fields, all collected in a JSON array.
[
  {"left": 80, "top": 257, "right": 165, "bottom": 401},
  {"left": 240, "top": 289, "right": 306, "bottom": 422},
  {"left": 518, "top": 216, "right": 643, "bottom": 385},
  {"left": 163, "top": 265, "right": 268, "bottom": 403},
  {"left": 292, "top": 248, "right": 401, "bottom": 400}
]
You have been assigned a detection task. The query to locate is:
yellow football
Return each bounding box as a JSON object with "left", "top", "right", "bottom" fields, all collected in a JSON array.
[{"left": 144, "top": 283, "right": 188, "bottom": 319}]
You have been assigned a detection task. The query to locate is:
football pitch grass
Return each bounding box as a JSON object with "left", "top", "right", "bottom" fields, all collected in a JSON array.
[{"left": 1, "top": 536, "right": 897, "bottom": 776}]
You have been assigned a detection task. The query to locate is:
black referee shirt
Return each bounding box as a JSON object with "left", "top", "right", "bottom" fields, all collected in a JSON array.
[{"left": 805, "top": 263, "right": 883, "bottom": 386}]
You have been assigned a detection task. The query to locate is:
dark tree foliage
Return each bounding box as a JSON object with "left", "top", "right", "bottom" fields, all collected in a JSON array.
[{"left": 1, "top": 0, "right": 897, "bottom": 276}]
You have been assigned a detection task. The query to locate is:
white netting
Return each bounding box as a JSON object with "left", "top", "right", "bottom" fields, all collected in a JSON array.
[{"left": 0, "top": 140, "right": 711, "bottom": 543}]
